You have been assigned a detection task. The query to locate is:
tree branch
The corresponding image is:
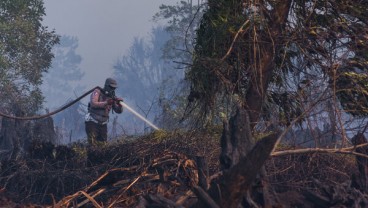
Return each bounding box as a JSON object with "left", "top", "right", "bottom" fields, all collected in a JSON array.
[
  {"left": 272, "top": 143, "right": 368, "bottom": 159},
  {"left": 192, "top": 185, "right": 220, "bottom": 208},
  {"left": 220, "top": 19, "right": 250, "bottom": 61}
]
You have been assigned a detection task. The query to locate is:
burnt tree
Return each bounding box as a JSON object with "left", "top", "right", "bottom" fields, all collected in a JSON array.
[
  {"left": 0, "top": 110, "right": 56, "bottom": 159},
  {"left": 351, "top": 133, "right": 368, "bottom": 192},
  {"left": 186, "top": 0, "right": 368, "bottom": 206}
]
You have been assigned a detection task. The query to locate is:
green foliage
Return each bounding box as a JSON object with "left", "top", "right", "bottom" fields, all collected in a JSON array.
[
  {"left": 277, "top": 0, "right": 368, "bottom": 118},
  {"left": 0, "top": 0, "right": 59, "bottom": 115},
  {"left": 187, "top": 0, "right": 368, "bottom": 126},
  {"left": 187, "top": 0, "right": 257, "bottom": 123},
  {"left": 150, "top": 129, "right": 172, "bottom": 142},
  {"left": 336, "top": 72, "right": 368, "bottom": 116}
]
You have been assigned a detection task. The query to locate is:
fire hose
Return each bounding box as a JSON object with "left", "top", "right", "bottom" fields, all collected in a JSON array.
[
  {"left": 0, "top": 86, "right": 100, "bottom": 120},
  {"left": 0, "top": 86, "right": 160, "bottom": 130}
]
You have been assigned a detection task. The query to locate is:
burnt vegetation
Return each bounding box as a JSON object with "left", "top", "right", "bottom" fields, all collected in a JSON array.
[
  {"left": 1, "top": 0, "right": 368, "bottom": 207},
  {"left": 0, "top": 128, "right": 367, "bottom": 207}
]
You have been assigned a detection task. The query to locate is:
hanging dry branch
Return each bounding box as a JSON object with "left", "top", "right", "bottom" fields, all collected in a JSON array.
[{"left": 272, "top": 144, "right": 368, "bottom": 159}]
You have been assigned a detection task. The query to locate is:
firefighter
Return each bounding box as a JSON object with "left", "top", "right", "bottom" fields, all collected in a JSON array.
[{"left": 85, "top": 78, "right": 123, "bottom": 145}]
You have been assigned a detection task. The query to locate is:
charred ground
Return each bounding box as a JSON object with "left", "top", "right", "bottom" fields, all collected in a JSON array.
[{"left": 0, "top": 128, "right": 367, "bottom": 207}]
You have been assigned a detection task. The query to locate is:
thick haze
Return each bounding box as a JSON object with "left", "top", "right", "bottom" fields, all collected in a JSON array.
[
  {"left": 42, "top": 0, "right": 178, "bottom": 139},
  {"left": 42, "top": 0, "right": 174, "bottom": 92}
]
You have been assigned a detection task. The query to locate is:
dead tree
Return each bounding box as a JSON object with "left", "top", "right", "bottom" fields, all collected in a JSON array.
[
  {"left": 192, "top": 107, "right": 280, "bottom": 208},
  {"left": 33, "top": 117, "right": 57, "bottom": 144},
  {"left": 351, "top": 132, "right": 368, "bottom": 192},
  {"left": 0, "top": 107, "right": 32, "bottom": 159},
  {"left": 0, "top": 112, "right": 56, "bottom": 159}
]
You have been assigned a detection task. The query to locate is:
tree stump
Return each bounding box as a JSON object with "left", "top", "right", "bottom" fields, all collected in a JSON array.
[
  {"left": 33, "top": 117, "right": 57, "bottom": 144},
  {"left": 0, "top": 117, "right": 32, "bottom": 159},
  {"left": 0, "top": 115, "right": 56, "bottom": 159}
]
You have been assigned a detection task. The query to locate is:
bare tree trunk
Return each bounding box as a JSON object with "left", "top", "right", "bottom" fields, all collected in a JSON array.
[
  {"left": 217, "top": 133, "right": 279, "bottom": 207},
  {"left": 245, "top": 1, "right": 292, "bottom": 126},
  {"left": 220, "top": 107, "right": 254, "bottom": 170},
  {"left": 33, "top": 117, "right": 56, "bottom": 143},
  {"left": 0, "top": 113, "right": 56, "bottom": 160},
  {"left": 351, "top": 133, "right": 368, "bottom": 192},
  {"left": 192, "top": 107, "right": 280, "bottom": 208},
  {"left": 196, "top": 156, "right": 209, "bottom": 190},
  {"left": 0, "top": 118, "right": 32, "bottom": 159}
]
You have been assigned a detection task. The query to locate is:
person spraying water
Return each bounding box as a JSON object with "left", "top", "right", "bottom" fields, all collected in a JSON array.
[
  {"left": 85, "top": 78, "right": 124, "bottom": 145},
  {"left": 0, "top": 77, "right": 159, "bottom": 144},
  {"left": 85, "top": 78, "right": 160, "bottom": 145}
]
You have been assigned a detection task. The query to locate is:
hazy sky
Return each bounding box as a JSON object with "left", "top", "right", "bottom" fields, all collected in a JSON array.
[{"left": 42, "top": 0, "right": 174, "bottom": 90}]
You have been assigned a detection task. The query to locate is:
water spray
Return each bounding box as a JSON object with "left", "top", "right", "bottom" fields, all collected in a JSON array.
[
  {"left": 0, "top": 85, "right": 161, "bottom": 133},
  {"left": 119, "top": 101, "right": 160, "bottom": 131}
]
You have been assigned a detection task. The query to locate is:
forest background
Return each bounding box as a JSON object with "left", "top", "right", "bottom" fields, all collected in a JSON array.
[{"left": 0, "top": 0, "right": 368, "bottom": 207}]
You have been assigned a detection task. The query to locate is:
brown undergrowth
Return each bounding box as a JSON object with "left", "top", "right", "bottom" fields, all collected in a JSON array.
[{"left": 0, "top": 128, "right": 366, "bottom": 207}]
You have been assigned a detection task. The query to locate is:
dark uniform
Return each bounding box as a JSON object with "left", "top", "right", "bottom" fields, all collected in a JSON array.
[{"left": 85, "top": 78, "right": 123, "bottom": 145}]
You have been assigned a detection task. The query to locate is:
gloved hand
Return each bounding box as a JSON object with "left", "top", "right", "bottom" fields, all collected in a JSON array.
[
  {"left": 106, "top": 98, "right": 114, "bottom": 105},
  {"left": 115, "top": 97, "right": 123, "bottom": 102},
  {"left": 115, "top": 97, "right": 123, "bottom": 106}
]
